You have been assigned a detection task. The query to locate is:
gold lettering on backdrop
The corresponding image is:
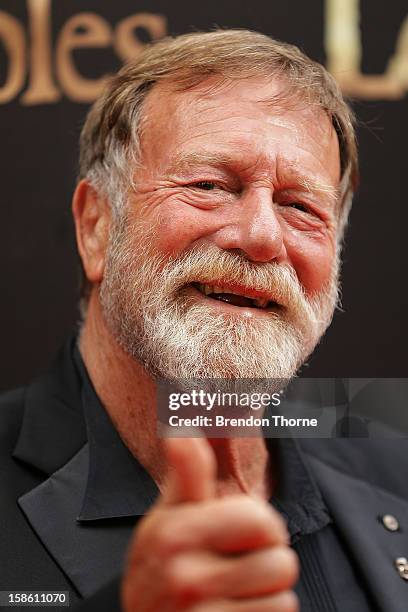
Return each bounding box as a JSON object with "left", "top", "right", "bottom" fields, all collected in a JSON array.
[
  {"left": 56, "top": 13, "right": 112, "bottom": 103},
  {"left": 22, "top": 0, "right": 60, "bottom": 105},
  {"left": 387, "top": 17, "right": 408, "bottom": 87},
  {"left": 0, "top": 11, "right": 26, "bottom": 104},
  {"left": 325, "top": 0, "right": 406, "bottom": 99},
  {"left": 325, "top": 0, "right": 361, "bottom": 75},
  {"left": 0, "top": 4, "right": 166, "bottom": 105},
  {"left": 114, "top": 12, "right": 167, "bottom": 62},
  {"left": 0, "top": 0, "right": 407, "bottom": 104}
]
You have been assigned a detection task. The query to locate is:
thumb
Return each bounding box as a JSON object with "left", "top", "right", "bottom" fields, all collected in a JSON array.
[{"left": 162, "top": 436, "right": 216, "bottom": 504}]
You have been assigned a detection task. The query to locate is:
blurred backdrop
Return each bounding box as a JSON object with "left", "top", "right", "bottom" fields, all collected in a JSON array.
[{"left": 1, "top": 0, "right": 407, "bottom": 391}]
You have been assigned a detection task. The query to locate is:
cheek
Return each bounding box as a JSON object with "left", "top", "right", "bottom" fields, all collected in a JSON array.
[
  {"left": 156, "top": 215, "right": 198, "bottom": 254},
  {"left": 285, "top": 234, "right": 336, "bottom": 294},
  {"left": 144, "top": 199, "right": 221, "bottom": 256}
]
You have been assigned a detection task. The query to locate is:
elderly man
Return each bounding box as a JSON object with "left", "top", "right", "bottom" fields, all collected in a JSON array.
[{"left": 1, "top": 29, "right": 408, "bottom": 612}]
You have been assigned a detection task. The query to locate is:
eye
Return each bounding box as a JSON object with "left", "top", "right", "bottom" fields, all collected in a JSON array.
[
  {"left": 191, "top": 181, "right": 217, "bottom": 190},
  {"left": 287, "top": 202, "right": 309, "bottom": 213}
]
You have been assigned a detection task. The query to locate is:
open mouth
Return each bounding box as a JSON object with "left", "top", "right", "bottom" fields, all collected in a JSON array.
[{"left": 190, "top": 282, "right": 281, "bottom": 311}]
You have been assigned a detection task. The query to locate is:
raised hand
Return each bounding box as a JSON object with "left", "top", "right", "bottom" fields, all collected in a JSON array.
[{"left": 121, "top": 437, "right": 299, "bottom": 612}]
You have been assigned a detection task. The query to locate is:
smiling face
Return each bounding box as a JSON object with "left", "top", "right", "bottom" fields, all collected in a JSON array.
[{"left": 99, "top": 75, "right": 342, "bottom": 378}]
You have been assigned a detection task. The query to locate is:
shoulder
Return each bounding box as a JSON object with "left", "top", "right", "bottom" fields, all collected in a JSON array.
[
  {"left": 300, "top": 438, "right": 408, "bottom": 500},
  {"left": 0, "top": 384, "right": 42, "bottom": 494},
  {"left": 0, "top": 386, "right": 26, "bottom": 452}
]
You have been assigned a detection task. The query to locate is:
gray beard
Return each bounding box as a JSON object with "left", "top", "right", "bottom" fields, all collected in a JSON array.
[{"left": 100, "top": 216, "right": 339, "bottom": 380}]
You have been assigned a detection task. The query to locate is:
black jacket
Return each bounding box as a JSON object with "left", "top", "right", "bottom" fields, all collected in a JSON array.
[{"left": 1, "top": 339, "right": 408, "bottom": 611}]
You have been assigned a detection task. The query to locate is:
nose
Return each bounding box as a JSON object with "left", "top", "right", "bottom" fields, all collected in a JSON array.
[{"left": 212, "top": 187, "right": 287, "bottom": 263}]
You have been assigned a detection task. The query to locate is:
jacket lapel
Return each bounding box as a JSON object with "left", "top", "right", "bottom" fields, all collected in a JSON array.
[
  {"left": 12, "top": 338, "right": 137, "bottom": 597},
  {"left": 17, "top": 444, "right": 137, "bottom": 597},
  {"left": 307, "top": 453, "right": 408, "bottom": 612},
  {"left": 13, "top": 337, "right": 86, "bottom": 475}
]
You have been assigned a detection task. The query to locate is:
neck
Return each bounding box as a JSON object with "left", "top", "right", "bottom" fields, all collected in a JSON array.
[{"left": 79, "top": 291, "right": 274, "bottom": 499}]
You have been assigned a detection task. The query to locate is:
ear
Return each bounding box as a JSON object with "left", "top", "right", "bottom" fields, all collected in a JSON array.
[{"left": 72, "top": 180, "right": 111, "bottom": 285}]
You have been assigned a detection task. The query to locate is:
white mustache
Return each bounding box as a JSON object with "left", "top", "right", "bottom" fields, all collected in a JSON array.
[{"left": 151, "top": 244, "right": 307, "bottom": 310}]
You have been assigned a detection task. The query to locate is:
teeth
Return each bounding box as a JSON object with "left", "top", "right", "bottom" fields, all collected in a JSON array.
[
  {"left": 198, "top": 284, "right": 211, "bottom": 295},
  {"left": 197, "top": 283, "right": 272, "bottom": 308}
]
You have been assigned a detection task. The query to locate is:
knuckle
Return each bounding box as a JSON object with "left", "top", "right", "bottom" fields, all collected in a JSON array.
[
  {"left": 257, "top": 547, "right": 299, "bottom": 592},
  {"left": 274, "top": 547, "right": 300, "bottom": 584},
  {"left": 163, "top": 557, "right": 203, "bottom": 600},
  {"left": 243, "top": 497, "right": 271, "bottom": 524},
  {"left": 134, "top": 510, "right": 182, "bottom": 558},
  {"left": 163, "top": 558, "right": 185, "bottom": 595},
  {"left": 151, "top": 519, "right": 181, "bottom": 557},
  {"left": 269, "top": 511, "right": 290, "bottom": 540},
  {"left": 246, "top": 499, "right": 288, "bottom": 541},
  {"left": 277, "top": 591, "right": 300, "bottom": 612}
]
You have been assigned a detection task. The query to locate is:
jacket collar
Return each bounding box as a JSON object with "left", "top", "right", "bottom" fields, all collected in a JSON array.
[
  {"left": 77, "top": 349, "right": 159, "bottom": 520},
  {"left": 18, "top": 443, "right": 138, "bottom": 597},
  {"left": 13, "top": 336, "right": 87, "bottom": 474}
]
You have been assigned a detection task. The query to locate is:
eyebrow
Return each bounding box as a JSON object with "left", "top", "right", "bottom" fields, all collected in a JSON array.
[
  {"left": 167, "top": 151, "right": 340, "bottom": 204},
  {"left": 167, "top": 151, "right": 238, "bottom": 175},
  {"left": 283, "top": 167, "right": 341, "bottom": 205}
]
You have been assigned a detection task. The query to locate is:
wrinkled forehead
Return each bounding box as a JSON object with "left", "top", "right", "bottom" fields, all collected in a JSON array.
[
  {"left": 144, "top": 74, "right": 334, "bottom": 132},
  {"left": 140, "top": 75, "right": 340, "bottom": 181}
]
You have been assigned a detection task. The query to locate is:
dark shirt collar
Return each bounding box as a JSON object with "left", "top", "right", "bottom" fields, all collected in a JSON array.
[
  {"left": 74, "top": 345, "right": 330, "bottom": 539},
  {"left": 269, "top": 437, "right": 331, "bottom": 542},
  {"left": 73, "top": 345, "right": 159, "bottom": 521}
]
